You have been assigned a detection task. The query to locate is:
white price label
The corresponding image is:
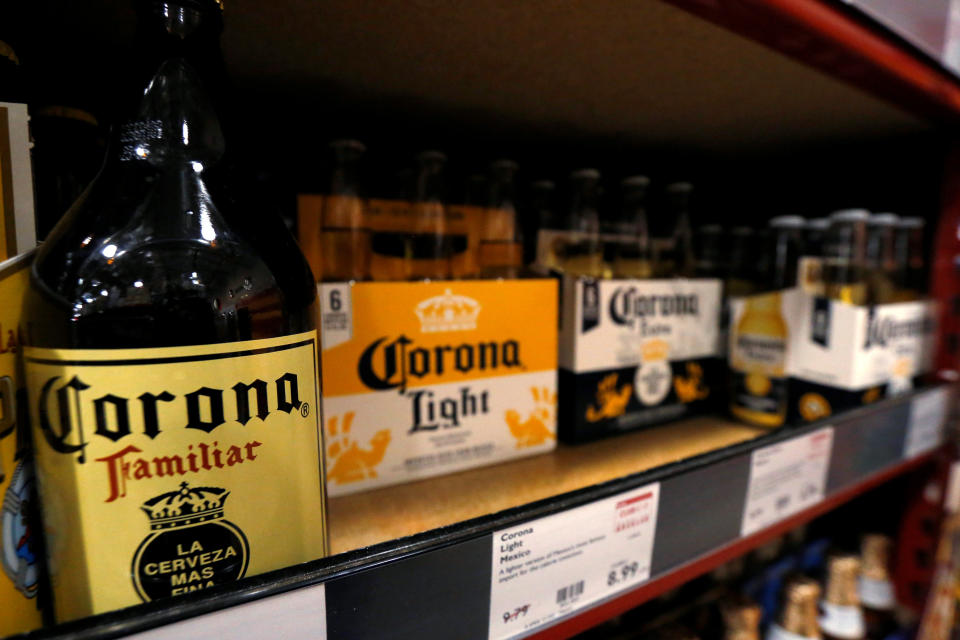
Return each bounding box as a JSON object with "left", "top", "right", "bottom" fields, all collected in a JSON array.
[
  {"left": 904, "top": 387, "right": 949, "bottom": 459},
  {"left": 741, "top": 428, "right": 833, "bottom": 536},
  {"left": 128, "top": 583, "right": 326, "bottom": 639},
  {"left": 488, "top": 483, "right": 660, "bottom": 639}
]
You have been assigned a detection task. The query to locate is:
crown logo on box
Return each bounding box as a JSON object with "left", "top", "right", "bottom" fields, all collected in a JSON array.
[
  {"left": 641, "top": 338, "right": 670, "bottom": 362},
  {"left": 415, "top": 289, "right": 481, "bottom": 333},
  {"left": 140, "top": 482, "right": 230, "bottom": 531}
]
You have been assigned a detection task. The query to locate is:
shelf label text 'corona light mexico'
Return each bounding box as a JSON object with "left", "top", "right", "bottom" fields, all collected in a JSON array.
[{"left": 24, "top": 332, "right": 327, "bottom": 622}]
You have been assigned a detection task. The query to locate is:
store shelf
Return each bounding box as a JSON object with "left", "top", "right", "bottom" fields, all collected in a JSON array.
[
  {"left": 17, "top": 385, "right": 950, "bottom": 640},
  {"left": 330, "top": 416, "right": 765, "bottom": 553}
]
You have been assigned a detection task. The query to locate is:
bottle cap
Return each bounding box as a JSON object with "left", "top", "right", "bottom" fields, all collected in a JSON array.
[
  {"left": 570, "top": 168, "right": 600, "bottom": 180},
  {"left": 666, "top": 181, "right": 693, "bottom": 194},
  {"left": 780, "top": 577, "right": 822, "bottom": 638},
  {"left": 830, "top": 208, "right": 870, "bottom": 222},
  {"left": 417, "top": 150, "right": 447, "bottom": 163},
  {"left": 720, "top": 596, "right": 761, "bottom": 640},
  {"left": 897, "top": 216, "right": 924, "bottom": 229},
  {"left": 330, "top": 139, "right": 366, "bottom": 153},
  {"left": 825, "top": 554, "right": 861, "bottom": 606},
  {"left": 860, "top": 534, "right": 892, "bottom": 580},
  {"left": 769, "top": 215, "right": 806, "bottom": 228},
  {"left": 870, "top": 213, "right": 899, "bottom": 226},
  {"left": 621, "top": 175, "right": 651, "bottom": 188},
  {"left": 490, "top": 159, "right": 519, "bottom": 173}
]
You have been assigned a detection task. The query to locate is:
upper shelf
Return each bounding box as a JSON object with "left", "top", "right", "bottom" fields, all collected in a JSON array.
[{"left": 22, "top": 0, "right": 960, "bottom": 154}]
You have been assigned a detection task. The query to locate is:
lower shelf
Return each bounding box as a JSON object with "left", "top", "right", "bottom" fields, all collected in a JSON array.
[{"left": 21, "top": 385, "right": 952, "bottom": 640}]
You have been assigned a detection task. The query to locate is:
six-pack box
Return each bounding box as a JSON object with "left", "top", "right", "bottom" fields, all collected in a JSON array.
[
  {"left": 319, "top": 279, "right": 558, "bottom": 496},
  {"left": 558, "top": 277, "right": 724, "bottom": 442},
  {"left": 729, "top": 289, "right": 935, "bottom": 427}
]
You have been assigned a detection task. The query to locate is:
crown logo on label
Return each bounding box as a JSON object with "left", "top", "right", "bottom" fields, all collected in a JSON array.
[
  {"left": 415, "top": 289, "right": 481, "bottom": 333},
  {"left": 141, "top": 482, "right": 230, "bottom": 531}
]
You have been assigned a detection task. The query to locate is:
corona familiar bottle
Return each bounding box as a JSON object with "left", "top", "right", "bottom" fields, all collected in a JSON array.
[
  {"left": 865, "top": 213, "right": 899, "bottom": 304},
  {"left": 479, "top": 159, "right": 523, "bottom": 279},
  {"left": 721, "top": 596, "right": 762, "bottom": 640},
  {"left": 894, "top": 217, "right": 925, "bottom": 301},
  {"left": 561, "top": 169, "right": 604, "bottom": 277},
  {"left": 408, "top": 150, "right": 451, "bottom": 280},
  {"left": 319, "top": 139, "right": 369, "bottom": 282},
  {"left": 824, "top": 209, "right": 870, "bottom": 305},
  {"left": 729, "top": 216, "right": 802, "bottom": 427},
  {"left": 612, "top": 175, "right": 653, "bottom": 279},
  {"left": 820, "top": 555, "right": 866, "bottom": 640},
  {"left": 21, "top": 0, "right": 326, "bottom": 621},
  {"left": 664, "top": 182, "right": 695, "bottom": 278},
  {"left": 858, "top": 535, "right": 898, "bottom": 640},
  {"left": 767, "top": 578, "right": 822, "bottom": 640}
]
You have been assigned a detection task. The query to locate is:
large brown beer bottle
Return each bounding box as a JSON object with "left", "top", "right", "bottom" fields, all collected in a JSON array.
[{"left": 21, "top": 0, "right": 326, "bottom": 622}]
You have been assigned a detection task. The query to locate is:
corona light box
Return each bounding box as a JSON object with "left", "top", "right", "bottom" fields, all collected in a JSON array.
[
  {"left": 558, "top": 277, "right": 724, "bottom": 442},
  {"left": 729, "top": 289, "right": 935, "bottom": 428},
  {"left": 319, "top": 279, "right": 558, "bottom": 496}
]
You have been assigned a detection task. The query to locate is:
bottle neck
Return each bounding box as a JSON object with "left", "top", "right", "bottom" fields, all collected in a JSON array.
[
  {"left": 114, "top": 0, "right": 228, "bottom": 162},
  {"left": 129, "top": 1, "right": 226, "bottom": 110}
]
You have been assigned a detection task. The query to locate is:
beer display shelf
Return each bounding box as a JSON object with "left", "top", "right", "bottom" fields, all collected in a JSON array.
[{"left": 16, "top": 386, "right": 949, "bottom": 640}]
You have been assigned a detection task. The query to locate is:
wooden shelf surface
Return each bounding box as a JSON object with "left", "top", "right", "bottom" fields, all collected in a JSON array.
[{"left": 329, "top": 416, "right": 766, "bottom": 554}]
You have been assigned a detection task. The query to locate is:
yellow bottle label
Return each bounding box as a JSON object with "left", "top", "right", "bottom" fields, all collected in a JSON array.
[
  {"left": 0, "top": 253, "right": 43, "bottom": 637},
  {"left": 730, "top": 292, "right": 788, "bottom": 427},
  {"left": 24, "top": 332, "right": 326, "bottom": 622}
]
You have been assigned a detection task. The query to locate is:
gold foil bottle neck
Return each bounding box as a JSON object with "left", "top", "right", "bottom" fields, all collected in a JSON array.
[
  {"left": 860, "top": 534, "right": 892, "bottom": 581},
  {"left": 825, "top": 555, "right": 862, "bottom": 606},
  {"left": 780, "top": 578, "right": 822, "bottom": 639},
  {"left": 721, "top": 596, "right": 762, "bottom": 640}
]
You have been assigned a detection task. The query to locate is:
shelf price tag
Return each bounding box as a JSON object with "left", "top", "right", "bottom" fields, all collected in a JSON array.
[
  {"left": 904, "top": 387, "right": 949, "bottom": 459},
  {"left": 741, "top": 427, "right": 833, "bottom": 537},
  {"left": 488, "top": 483, "right": 660, "bottom": 640}
]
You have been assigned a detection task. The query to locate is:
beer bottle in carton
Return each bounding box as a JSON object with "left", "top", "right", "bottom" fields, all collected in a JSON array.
[
  {"left": 408, "top": 150, "right": 451, "bottom": 281},
  {"left": 695, "top": 224, "right": 726, "bottom": 280},
  {"left": 320, "top": 139, "right": 369, "bottom": 282},
  {"left": 865, "top": 213, "right": 899, "bottom": 304},
  {"left": 560, "top": 169, "right": 605, "bottom": 278},
  {"left": 824, "top": 209, "right": 870, "bottom": 305},
  {"left": 479, "top": 159, "right": 523, "bottom": 279},
  {"left": 612, "top": 175, "right": 653, "bottom": 279},
  {"left": 664, "top": 182, "right": 695, "bottom": 278},
  {"left": 893, "top": 217, "right": 925, "bottom": 301}
]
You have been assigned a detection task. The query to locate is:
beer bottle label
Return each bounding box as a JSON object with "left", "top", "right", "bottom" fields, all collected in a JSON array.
[
  {"left": 729, "top": 293, "right": 789, "bottom": 427},
  {"left": 24, "top": 332, "right": 326, "bottom": 622}
]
